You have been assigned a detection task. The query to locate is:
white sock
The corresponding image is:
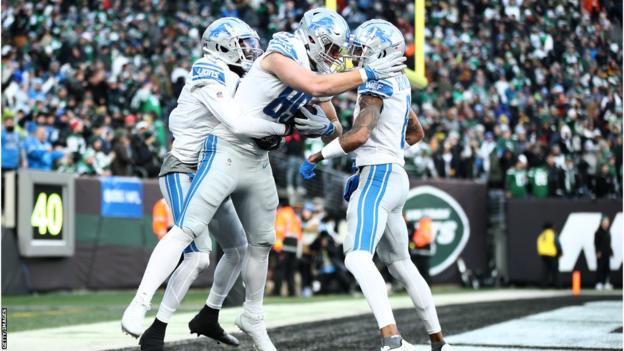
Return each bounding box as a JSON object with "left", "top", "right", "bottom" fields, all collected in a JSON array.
[
  {"left": 136, "top": 226, "right": 194, "bottom": 303},
  {"left": 241, "top": 245, "right": 271, "bottom": 315},
  {"left": 388, "top": 259, "right": 441, "bottom": 334},
  {"left": 156, "top": 251, "right": 210, "bottom": 323},
  {"left": 345, "top": 251, "right": 396, "bottom": 329},
  {"left": 207, "top": 245, "right": 247, "bottom": 309}
]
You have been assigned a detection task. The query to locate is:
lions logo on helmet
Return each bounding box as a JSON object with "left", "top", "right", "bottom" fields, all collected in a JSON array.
[
  {"left": 296, "top": 8, "right": 350, "bottom": 74},
  {"left": 347, "top": 19, "right": 406, "bottom": 68},
  {"left": 201, "top": 18, "right": 264, "bottom": 72}
]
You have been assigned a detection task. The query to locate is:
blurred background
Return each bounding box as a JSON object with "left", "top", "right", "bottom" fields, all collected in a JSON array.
[{"left": 0, "top": 1, "right": 622, "bottom": 349}]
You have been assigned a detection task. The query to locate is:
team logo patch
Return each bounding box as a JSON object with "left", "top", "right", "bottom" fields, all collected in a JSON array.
[{"left": 404, "top": 185, "right": 470, "bottom": 275}]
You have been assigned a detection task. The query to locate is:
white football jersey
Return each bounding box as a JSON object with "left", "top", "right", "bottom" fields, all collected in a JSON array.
[
  {"left": 169, "top": 56, "right": 239, "bottom": 164},
  {"left": 211, "top": 32, "right": 313, "bottom": 155},
  {"left": 352, "top": 74, "right": 412, "bottom": 167}
]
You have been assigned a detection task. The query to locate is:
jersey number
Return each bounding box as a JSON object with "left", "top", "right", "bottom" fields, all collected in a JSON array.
[{"left": 263, "top": 87, "right": 311, "bottom": 123}]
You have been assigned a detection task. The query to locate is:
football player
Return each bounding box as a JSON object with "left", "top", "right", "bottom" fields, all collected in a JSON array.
[
  {"left": 121, "top": 18, "right": 290, "bottom": 351},
  {"left": 134, "top": 8, "right": 406, "bottom": 351},
  {"left": 299, "top": 20, "right": 453, "bottom": 351}
]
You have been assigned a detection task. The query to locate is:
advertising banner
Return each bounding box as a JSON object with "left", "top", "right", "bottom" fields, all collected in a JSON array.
[
  {"left": 100, "top": 177, "right": 144, "bottom": 218},
  {"left": 506, "top": 198, "right": 622, "bottom": 286},
  {"left": 407, "top": 179, "right": 488, "bottom": 284}
]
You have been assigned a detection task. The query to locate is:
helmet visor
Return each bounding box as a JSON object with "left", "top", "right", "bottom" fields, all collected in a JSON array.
[
  {"left": 239, "top": 37, "right": 264, "bottom": 62},
  {"left": 319, "top": 42, "right": 347, "bottom": 73}
]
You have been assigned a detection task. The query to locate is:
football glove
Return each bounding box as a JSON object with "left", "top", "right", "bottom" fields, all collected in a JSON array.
[
  {"left": 361, "top": 51, "right": 407, "bottom": 82},
  {"left": 299, "top": 159, "right": 318, "bottom": 180},
  {"left": 294, "top": 105, "right": 335, "bottom": 138},
  {"left": 253, "top": 135, "right": 283, "bottom": 150},
  {"left": 343, "top": 174, "right": 360, "bottom": 202}
]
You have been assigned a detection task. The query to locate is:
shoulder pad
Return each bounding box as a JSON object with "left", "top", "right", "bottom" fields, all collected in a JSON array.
[
  {"left": 267, "top": 32, "right": 299, "bottom": 62},
  {"left": 357, "top": 79, "right": 394, "bottom": 99},
  {"left": 190, "top": 57, "right": 226, "bottom": 87}
]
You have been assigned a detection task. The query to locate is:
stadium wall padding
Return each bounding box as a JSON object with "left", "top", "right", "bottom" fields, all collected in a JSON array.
[
  {"left": 5, "top": 177, "right": 216, "bottom": 293},
  {"left": 506, "top": 198, "right": 622, "bottom": 287},
  {"left": 408, "top": 179, "right": 489, "bottom": 284}
]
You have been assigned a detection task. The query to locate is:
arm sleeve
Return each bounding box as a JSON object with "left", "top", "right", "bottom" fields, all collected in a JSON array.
[{"left": 192, "top": 85, "right": 286, "bottom": 138}]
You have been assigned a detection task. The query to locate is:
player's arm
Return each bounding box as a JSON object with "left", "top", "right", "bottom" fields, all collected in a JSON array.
[
  {"left": 319, "top": 101, "right": 342, "bottom": 142},
  {"left": 405, "top": 109, "right": 424, "bottom": 146},
  {"left": 261, "top": 52, "right": 405, "bottom": 97},
  {"left": 192, "top": 85, "right": 289, "bottom": 137},
  {"left": 299, "top": 95, "right": 382, "bottom": 179}
]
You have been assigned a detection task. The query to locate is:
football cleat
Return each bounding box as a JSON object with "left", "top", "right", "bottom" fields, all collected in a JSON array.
[
  {"left": 380, "top": 338, "right": 415, "bottom": 351},
  {"left": 138, "top": 319, "right": 166, "bottom": 351},
  {"left": 188, "top": 306, "right": 240, "bottom": 346},
  {"left": 235, "top": 310, "right": 277, "bottom": 351},
  {"left": 121, "top": 293, "right": 151, "bottom": 338},
  {"left": 440, "top": 343, "right": 455, "bottom": 351}
]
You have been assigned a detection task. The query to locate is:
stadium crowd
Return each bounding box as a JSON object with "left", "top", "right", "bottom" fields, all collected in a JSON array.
[{"left": 1, "top": 0, "right": 622, "bottom": 201}]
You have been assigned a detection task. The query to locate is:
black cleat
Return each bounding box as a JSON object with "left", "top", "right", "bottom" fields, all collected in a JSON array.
[
  {"left": 139, "top": 319, "right": 166, "bottom": 351},
  {"left": 189, "top": 306, "right": 240, "bottom": 347}
]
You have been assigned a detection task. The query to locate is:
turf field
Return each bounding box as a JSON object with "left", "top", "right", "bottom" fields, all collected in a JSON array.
[
  {"left": 6, "top": 289, "right": 621, "bottom": 351},
  {"left": 2, "top": 286, "right": 471, "bottom": 332},
  {"left": 112, "top": 294, "right": 622, "bottom": 351}
]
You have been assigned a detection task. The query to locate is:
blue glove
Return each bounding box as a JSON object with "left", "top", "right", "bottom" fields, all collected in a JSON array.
[
  {"left": 299, "top": 159, "right": 318, "bottom": 180},
  {"left": 343, "top": 174, "right": 360, "bottom": 202}
]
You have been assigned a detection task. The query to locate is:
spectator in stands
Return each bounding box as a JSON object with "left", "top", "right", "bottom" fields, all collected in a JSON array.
[
  {"left": 81, "top": 138, "right": 113, "bottom": 176},
  {"left": 110, "top": 130, "right": 133, "bottom": 176},
  {"left": 594, "top": 216, "right": 613, "bottom": 290},
  {"left": 537, "top": 222, "right": 562, "bottom": 288},
  {"left": 0, "top": 0, "right": 620, "bottom": 201},
  {"left": 24, "top": 127, "right": 64, "bottom": 171},
  {"left": 2, "top": 116, "right": 22, "bottom": 171},
  {"left": 528, "top": 160, "right": 549, "bottom": 198},
  {"left": 594, "top": 164, "right": 616, "bottom": 198},
  {"left": 272, "top": 199, "right": 301, "bottom": 297},
  {"left": 283, "top": 131, "right": 306, "bottom": 204},
  {"left": 505, "top": 154, "right": 528, "bottom": 198}
]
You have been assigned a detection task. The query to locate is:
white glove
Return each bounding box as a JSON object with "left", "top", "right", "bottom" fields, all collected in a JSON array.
[
  {"left": 294, "top": 105, "right": 335, "bottom": 138},
  {"left": 360, "top": 51, "right": 407, "bottom": 82}
]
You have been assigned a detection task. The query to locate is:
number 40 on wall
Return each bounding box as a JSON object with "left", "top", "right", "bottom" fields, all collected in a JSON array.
[{"left": 31, "top": 192, "right": 63, "bottom": 236}]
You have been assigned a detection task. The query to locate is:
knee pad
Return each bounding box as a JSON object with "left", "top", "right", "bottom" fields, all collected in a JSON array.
[
  {"left": 222, "top": 244, "right": 248, "bottom": 264},
  {"left": 168, "top": 225, "right": 195, "bottom": 243},
  {"left": 248, "top": 230, "right": 276, "bottom": 247},
  {"left": 344, "top": 251, "right": 373, "bottom": 273},
  {"left": 183, "top": 251, "right": 211, "bottom": 272},
  {"left": 247, "top": 244, "right": 271, "bottom": 261}
]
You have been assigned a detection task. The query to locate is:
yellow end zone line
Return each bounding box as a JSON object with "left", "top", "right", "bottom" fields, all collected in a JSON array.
[{"left": 325, "top": 0, "right": 427, "bottom": 88}]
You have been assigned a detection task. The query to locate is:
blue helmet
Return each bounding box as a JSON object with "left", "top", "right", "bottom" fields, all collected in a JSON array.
[
  {"left": 347, "top": 19, "right": 405, "bottom": 68},
  {"left": 201, "top": 17, "right": 263, "bottom": 71},
  {"left": 296, "top": 8, "right": 350, "bottom": 73}
]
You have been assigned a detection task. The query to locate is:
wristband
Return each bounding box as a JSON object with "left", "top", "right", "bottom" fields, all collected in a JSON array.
[
  {"left": 320, "top": 138, "right": 347, "bottom": 160},
  {"left": 359, "top": 68, "right": 370, "bottom": 83}
]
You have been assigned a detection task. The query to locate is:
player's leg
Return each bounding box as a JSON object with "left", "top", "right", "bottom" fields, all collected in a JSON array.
[
  {"left": 343, "top": 164, "right": 406, "bottom": 350},
  {"left": 122, "top": 135, "right": 233, "bottom": 337},
  {"left": 188, "top": 197, "right": 247, "bottom": 345},
  {"left": 231, "top": 158, "right": 279, "bottom": 351},
  {"left": 377, "top": 167, "right": 452, "bottom": 351},
  {"left": 137, "top": 172, "right": 211, "bottom": 349}
]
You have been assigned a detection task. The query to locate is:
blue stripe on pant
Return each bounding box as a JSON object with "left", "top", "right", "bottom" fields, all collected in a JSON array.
[
  {"left": 164, "top": 173, "right": 198, "bottom": 253},
  {"left": 353, "top": 164, "right": 393, "bottom": 253},
  {"left": 176, "top": 135, "right": 217, "bottom": 254},
  {"left": 177, "top": 135, "right": 217, "bottom": 228}
]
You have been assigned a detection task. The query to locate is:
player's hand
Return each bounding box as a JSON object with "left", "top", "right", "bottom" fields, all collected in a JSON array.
[
  {"left": 343, "top": 173, "right": 360, "bottom": 202},
  {"left": 299, "top": 159, "right": 318, "bottom": 180},
  {"left": 361, "top": 52, "right": 407, "bottom": 82},
  {"left": 295, "top": 105, "right": 335, "bottom": 138}
]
